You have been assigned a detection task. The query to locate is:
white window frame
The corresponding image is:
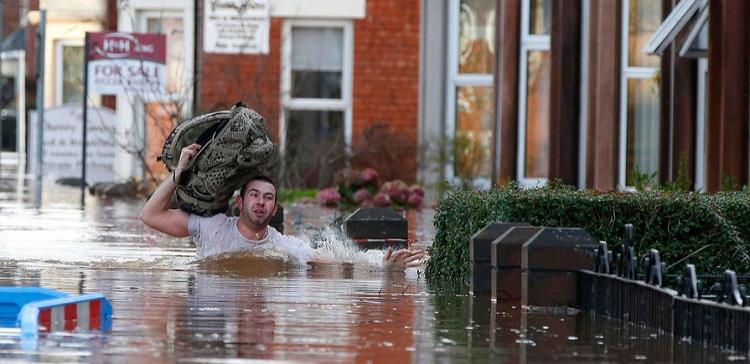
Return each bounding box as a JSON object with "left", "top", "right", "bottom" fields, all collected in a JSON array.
[
  {"left": 138, "top": 10, "right": 190, "bottom": 103},
  {"left": 517, "top": 0, "right": 551, "bottom": 187},
  {"left": 578, "top": 0, "right": 591, "bottom": 189},
  {"left": 643, "top": 0, "right": 702, "bottom": 55},
  {"left": 694, "top": 58, "right": 708, "bottom": 191},
  {"left": 54, "top": 40, "right": 84, "bottom": 106},
  {"left": 445, "top": 0, "right": 494, "bottom": 188},
  {"left": 279, "top": 19, "right": 354, "bottom": 157},
  {"left": 618, "top": 0, "right": 661, "bottom": 190},
  {"left": 678, "top": 4, "right": 708, "bottom": 58}
]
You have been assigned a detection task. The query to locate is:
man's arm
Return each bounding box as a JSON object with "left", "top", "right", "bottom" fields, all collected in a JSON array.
[
  {"left": 303, "top": 235, "right": 425, "bottom": 271},
  {"left": 139, "top": 143, "right": 201, "bottom": 237}
]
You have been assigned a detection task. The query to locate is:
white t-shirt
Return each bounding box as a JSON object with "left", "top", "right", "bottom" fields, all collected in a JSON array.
[{"left": 188, "top": 214, "right": 315, "bottom": 263}]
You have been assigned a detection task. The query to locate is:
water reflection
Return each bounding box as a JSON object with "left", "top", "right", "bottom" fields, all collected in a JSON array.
[
  {"left": 0, "top": 175, "right": 742, "bottom": 362},
  {"left": 426, "top": 285, "right": 740, "bottom": 362}
]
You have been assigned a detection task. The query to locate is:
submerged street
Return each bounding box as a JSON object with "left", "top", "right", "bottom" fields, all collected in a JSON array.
[{"left": 0, "top": 156, "right": 739, "bottom": 362}]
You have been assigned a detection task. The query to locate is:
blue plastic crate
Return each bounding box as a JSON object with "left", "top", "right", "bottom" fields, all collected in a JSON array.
[{"left": 0, "top": 287, "right": 113, "bottom": 336}]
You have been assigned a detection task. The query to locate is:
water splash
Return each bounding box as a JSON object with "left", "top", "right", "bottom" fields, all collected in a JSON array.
[
  {"left": 305, "top": 226, "right": 384, "bottom": 267},
  {"left": 193, "top": 226, "right": 385, "bottom": 272}
]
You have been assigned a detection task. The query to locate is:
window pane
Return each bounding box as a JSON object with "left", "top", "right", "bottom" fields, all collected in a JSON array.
[
  {"left": 525, "top": 51, "right": 551, "bottom": 178},
  {"left": 1, "top": 109, "right": 16, "bottom": 151},
  {"left": 529, "top": 0, "right": 551, "bottom": 35},
  {"left": 458, "top": 0, "right": 495, "bottom": 74},
  {"left": 292, "top": 27, "right": 343, "bottom": 71},
  {"left": 285, "top": 110, "right": 345, "bottom": 187},
  {"left": 626, "top": 77, "right": 660, "bottom": 186},
  {"left": 62, "top": 45, "right": 84, "bottom": 104},
  {"left": 148, "top": 17, "right": 184, "bottom": 93},
  {"left": 628, "top": 0, "right": 661, "bottom": 67},
  {"left": 454, "top": 86, "right": 493, "bottom": 180},
  {"left": 291, "top": 27, "right": 344, "bottom": 99},
  {"left": 291, "top": 71, "right": 341, "bottom": 99}
]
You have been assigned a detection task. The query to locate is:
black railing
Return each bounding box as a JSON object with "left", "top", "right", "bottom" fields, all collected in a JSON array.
[{"left": 578, "top": 224, "right": 750, "bottom": 352}]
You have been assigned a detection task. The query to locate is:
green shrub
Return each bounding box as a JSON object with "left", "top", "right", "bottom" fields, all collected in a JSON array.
[
  {"left": 278, "top": 188, "right": 318, "bottom": 203},
  {"left": 425, "top": 184, "right": 750, "bottom": 282},
  {"left": 713, "top": 192, "right": 750, "bottom": 245}
]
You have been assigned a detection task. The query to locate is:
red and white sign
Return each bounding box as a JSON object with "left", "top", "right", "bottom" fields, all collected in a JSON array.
[
  {"left": 38, "top": 299, "right": 103, "bottom": 332},
  {"left": 87, "top": 32, "right": 167, "bottom": 96}
]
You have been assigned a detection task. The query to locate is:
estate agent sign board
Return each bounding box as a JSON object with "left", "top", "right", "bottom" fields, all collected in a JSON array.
[{"left": 87, "top": 32, "right": 167, "bottom": 96}]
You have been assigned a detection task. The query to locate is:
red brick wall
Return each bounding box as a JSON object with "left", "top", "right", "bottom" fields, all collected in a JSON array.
[
  {"left": 197, "top": 0, "right": 421, "bottom": 183},
  {"left": 102, "top": 0, "right": 118, "bottom": 111},
  {"left": 198, "top": 17, "right": 282, "bottom": 142},
  {"left": 26, "top": 0, "right": 39, "bottom": 85},
  {"left": 2, "top": 0, "right": 20, "bottom": 38},
  {"left": 352, "top": 0, "right": 420, "bottom": 183}
]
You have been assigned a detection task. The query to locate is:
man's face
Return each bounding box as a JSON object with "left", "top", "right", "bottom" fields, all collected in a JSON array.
[{"left": 237, "top": 180, "right": 277, "bottom": 228}]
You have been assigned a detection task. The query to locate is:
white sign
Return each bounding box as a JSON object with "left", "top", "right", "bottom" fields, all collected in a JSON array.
[
  {"left": 28, "top": 105, "right": 117, "bottom": 184},
  {"left": 204, "top": 0, "right": 270, "bottom": 54},
  {"left": 87, "top": 32, "right": 168, "bottom": 96}
]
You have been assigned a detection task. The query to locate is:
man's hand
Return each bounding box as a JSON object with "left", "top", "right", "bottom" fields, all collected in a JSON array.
[
  {"left": 139, "top": 143, "right": 201, "bottom": 237},
  {"left": 174, "top": 143, "right": 201, "bottom": 180},
  {"left": 382, "top": 248, "right": 427, "bottom": 271}
]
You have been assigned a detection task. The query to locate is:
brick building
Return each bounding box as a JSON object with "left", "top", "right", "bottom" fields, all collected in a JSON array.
[
  {"left": 1, "top": 0, "right": 420, "bottom": 188},
  {"left": 118, "top": 0, "right": 420, "bottom": 188},
  {"left": 419, "top": 0, "right": 750, "bottom": 193},
  {"left": 4, "top": 0, "right": 749, "bottom": 192},
  {"left": 196, "top": 1, "right": 420, "bottom": 188}
]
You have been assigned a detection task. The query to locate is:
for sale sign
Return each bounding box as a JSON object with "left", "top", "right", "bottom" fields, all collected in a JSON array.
[{"left": 87, "top": 32, "right": 167, "bottom": 96}]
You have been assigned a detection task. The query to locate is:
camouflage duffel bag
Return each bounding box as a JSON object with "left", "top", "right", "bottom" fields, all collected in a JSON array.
[{"left": 159, "top": 101, "right": 275, "bottom": 216}]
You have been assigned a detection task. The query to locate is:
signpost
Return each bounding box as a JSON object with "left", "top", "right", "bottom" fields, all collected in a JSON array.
[
  {"left": 81, "top": 31, "right": 166, "bottom": 207},
  {"left": 82, "top": 33, "right": 89, "bottom": 207},
  {"left": 33, "top": 10, "right": 46, "bottom": 209}
]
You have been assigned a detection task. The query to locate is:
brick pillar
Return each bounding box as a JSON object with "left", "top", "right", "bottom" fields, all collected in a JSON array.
[
  {"left": 493, "top": 0, "right": 521, "bottom": 184},
  {"left": 585, "top": 0, "right": 620, "bottom": 190},
  {"left": 705, "top": 0, "right": 750, "bottom": 191},
  {"left": 548, "top": 0, "right": 582, "bottom": 186}
]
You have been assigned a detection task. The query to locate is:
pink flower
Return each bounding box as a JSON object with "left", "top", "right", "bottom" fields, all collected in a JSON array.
[
  {"left": 360, "top": 168, "right": 379, "bottom": 185},
  {"left": 353, "top": 188, "right": 373, "bottom": 205},
  {"left": 381, "top": 180, "right": 409, "bottom": 204},
  {"left": 373, "top": 193, "right": 391, "bottom": 207},
  {"left": 407, "top": 193, "right": 424, "bottom": 208},
  {"left": 408, "top": 184, "right": 425, "bottom": 197},
  {"left": 317, "top": 188, "right": 341, "bottom": 207},
  {"left": 407, "top": 184, "right": 425, "bottom": 208}
]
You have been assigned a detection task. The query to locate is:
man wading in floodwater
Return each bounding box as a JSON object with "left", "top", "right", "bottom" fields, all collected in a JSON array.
[{"left": 140, "top": 143, "right": 426, "bottom": 270}]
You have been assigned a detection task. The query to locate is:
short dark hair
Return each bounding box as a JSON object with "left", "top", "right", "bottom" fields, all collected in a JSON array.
[{"left": 240, "top": 175, "right": 278, "bottom": 201}]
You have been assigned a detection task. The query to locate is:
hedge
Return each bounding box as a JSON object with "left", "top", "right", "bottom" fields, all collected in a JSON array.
[
  {"left": 425, "top": 184, "right": 750, "bottom": 281},
  {"left": 713, "top": 192, "right": 750, "bottom": 245}
]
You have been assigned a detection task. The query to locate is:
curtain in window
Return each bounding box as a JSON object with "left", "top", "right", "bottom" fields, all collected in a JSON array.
[
  {"left": 626, "top": 78, "right": 660, "bottom": 181},
  {"left": 62, "top": 45, "right": 84, "bottom": 104},
  {"left": 455, "top": 86, "right": 493, "bottom": 179},
  {"left": 525, "top": 50, "right": 550, "bottom": 179}
]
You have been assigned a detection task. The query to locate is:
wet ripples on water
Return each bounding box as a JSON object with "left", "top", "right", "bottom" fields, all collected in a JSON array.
[{"left": 0, "top": 181, "right": 740, "bottom": 362}]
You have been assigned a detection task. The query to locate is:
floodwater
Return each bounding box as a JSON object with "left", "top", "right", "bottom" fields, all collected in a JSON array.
[{"left": 0, "top": 159, "right": 743, "bottom": 362}]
